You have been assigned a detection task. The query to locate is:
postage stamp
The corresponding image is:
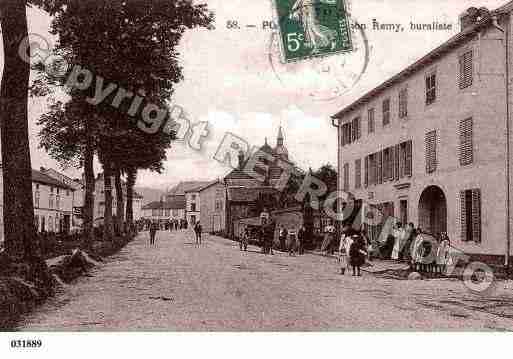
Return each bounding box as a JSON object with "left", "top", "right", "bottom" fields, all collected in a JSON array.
[{"left": 273, "top": 0, "right": 353, "bottom": 63}]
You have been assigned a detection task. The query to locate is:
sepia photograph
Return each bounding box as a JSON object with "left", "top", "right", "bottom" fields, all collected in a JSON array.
[{"left": 1, "top": 0, "right": 513, "bottom": 356}]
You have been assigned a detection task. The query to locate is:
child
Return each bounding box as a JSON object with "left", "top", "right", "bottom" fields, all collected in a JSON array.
[
  {"left": 241, "top": 228, "right": 249, "bottom": 251},
  {"left": 349, "top": 235, "right": 367, "bottom": 276},
  {"left": 338, "top": 233, "right": 350, "bottom": 275}
]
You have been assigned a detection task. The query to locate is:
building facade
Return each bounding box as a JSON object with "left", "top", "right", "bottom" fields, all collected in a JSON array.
[
  {"left": 332, "top": 4, "right": 513, "bottom": 260},
  {"left": 39, "top": 167, "right": 84, "bottom": 232},
  {"left": 31, "top": 169, "right": 75, "bottom": 234},
  {"left": 141, "top": 198, "right": 186, "bottom": 224},
  {"left": 199, "top": 180, "right": 227, "bottom": 234},
  {"left": 185, "top": 189, "right": 201, "bottom": 225}
]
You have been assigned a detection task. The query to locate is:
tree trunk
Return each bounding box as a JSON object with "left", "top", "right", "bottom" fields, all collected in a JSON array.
[
  {"left": 125, "top": 167, "right": 136, "bottom": 233},
  {"left": 0, "top": 1, "right": 37, "bottom": 261},
  {"left": 114, "top": 165, "right": 124, "bottom": 235},
  {"left": 103, "top": 161, "right": 114, "bottom": 240},
  {"left": 81, "top": 125, "right": 95, "bottom": 251}
]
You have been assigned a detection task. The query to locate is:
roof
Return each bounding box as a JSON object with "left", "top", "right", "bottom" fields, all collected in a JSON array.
[
  {"left": 32, "top": 169, "right": 75, "bottom": 190},
  {"left": 226, "top": 186, "right": 278, "bottom": 202},
  {"left": 142, "top": 196, "right": 185, "bottom": 210},
  {"left": 197, "top": 179, "right": 223, "bottom": 192},
  {"left": 332, "top": 7, "right": 501, "bottom": 120},
  {"left": 167, "top": 181, "right": 211, "bottom": 195}
]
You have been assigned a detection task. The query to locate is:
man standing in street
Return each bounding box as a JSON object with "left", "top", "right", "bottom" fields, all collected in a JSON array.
[
  {"left": 194, "top": 221, "right": 203, "bottom": 246},
  {"left": 149, "top": 221, "right": 158, "bottom": 246},
  {"left": 297, "top": 225, "right": 306, "bottom": 255}
]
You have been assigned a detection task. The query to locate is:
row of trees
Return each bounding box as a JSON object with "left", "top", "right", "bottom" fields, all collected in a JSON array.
[{"left": 0, "top": 0, "right": 214, "bottom": 260}]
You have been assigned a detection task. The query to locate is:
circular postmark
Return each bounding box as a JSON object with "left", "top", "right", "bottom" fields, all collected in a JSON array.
[{"left": 267, "top": 14, "right": 370, "bottom": 102}]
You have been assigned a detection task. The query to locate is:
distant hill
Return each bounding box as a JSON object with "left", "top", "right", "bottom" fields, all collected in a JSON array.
[{"left": 134, "top": 186, "right": 165, "bottom": 205}]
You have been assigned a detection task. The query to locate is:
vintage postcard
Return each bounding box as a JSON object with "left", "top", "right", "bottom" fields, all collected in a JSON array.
[{"left": 1, "top": 0, "right": 513, "bottom": 357}]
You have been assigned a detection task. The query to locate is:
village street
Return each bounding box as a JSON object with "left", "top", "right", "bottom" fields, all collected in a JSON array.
[{"left": 17, "top": 230, "right": 513, "bottom": 331}]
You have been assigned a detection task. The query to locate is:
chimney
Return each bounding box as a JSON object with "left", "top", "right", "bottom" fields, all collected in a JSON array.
[{"left": 238, "top": 150, "right": 245, "bottom": 170}]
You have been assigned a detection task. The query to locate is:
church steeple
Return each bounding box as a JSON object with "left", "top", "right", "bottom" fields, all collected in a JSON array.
[
  {"left": 277, "top": 126, "right": 284, "bottom": 147},
  {"left": 274, "top": 125, "right": 288, "bottom": 160}
]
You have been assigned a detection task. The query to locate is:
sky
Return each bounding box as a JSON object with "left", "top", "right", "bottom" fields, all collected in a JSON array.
[{"left": 0, "top": 0, "right": 508, "bottom": 191}]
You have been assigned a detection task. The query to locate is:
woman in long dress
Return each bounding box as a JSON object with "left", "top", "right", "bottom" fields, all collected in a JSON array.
[{"left": 289, "top": 0, "right": 337, "bottom": 53}]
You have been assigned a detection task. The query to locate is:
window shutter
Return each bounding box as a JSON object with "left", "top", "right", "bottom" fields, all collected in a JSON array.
[
  {"left": 377, "top": 151, "right": 383, "bottom": 184},
  {"left": 343, "top": 163, "right": 349, "bottom": 191},
  {"left": 459, "top": 50, "right": 473, "bottom": 89},
  {"left": 471, "top": 188, "right": 481, "bottom": 243},
  {"left": 405, "top": 140, "right": 413, "bottom": 176},
  {"left": 460, "top": 190, "right": 468, "bottom": 242},
  {"left": 355, "top": 159, "right": 361, "bottom": 188},
  {"left": 395, "top": 144, "right": 400, "bottom": 180},
  {"left": 425, "top": 130, "right": 437, "bottom": 173},
  {"left": 364, "top": 156, "right": 369, "bottom": 187},
  {"left": 459, "top": 118, "right": 473, "bottom": 166},
  {"left": 368, "top": 109, "right": 374, "bottom": 134},
  {"left": 357, "top": 117, "right": 361, "bottom": 139}
]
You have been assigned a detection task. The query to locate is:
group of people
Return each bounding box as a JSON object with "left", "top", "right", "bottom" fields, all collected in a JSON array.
[
  {"left": 338, "top": 229, "right": 368, "bottom": 276},
  {"left": 238, "top": 221, "right": 307, "bottom": 256},
  {"left": 167, "top": 219, "right": 188, "bottom": 231},
  {"left": 146, "top": 220, "right": 203, "bottom": 247},
  {"left": 277, "top": 225, "right": 306, "bottom": 256}
]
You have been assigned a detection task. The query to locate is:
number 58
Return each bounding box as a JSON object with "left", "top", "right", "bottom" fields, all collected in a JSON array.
[{"left": 286, "top": 32, "right": 303, "bottom": 52}]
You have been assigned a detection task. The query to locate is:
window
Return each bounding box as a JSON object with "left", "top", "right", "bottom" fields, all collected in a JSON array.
[
  {"left": 352, "top": 117, "right": 361, "bottom": 141},
  {"left": 383, "top": 148, "right": 393, "bottom": 181},
  {"left": 49, "top": 194, "right": 54, "bottom": 209},
  {"left": 341, "top": 122, "right": 353, "bottom": 146},
  {"left": 426, "top": 71, "right": 436, "bottom": 105},
  {"left": 382, "top": 98, "right": 390, "bottom": 126},
  {"left": 34, "top": 215, "right": 39, "bottom": 232},
  {"left": 34, "top": 191, "right": 40, "bottom": 208},
  {"left": 172, "top": 209, "right": 178, "bottom": 217},
  {"left": 48, "top": 216, "right": 53, "bottom": 232},
  {"left": 425, "top": 130, "right": 437, "bottom": 173},
  {"left": 66, "top": 190, "right": 70, "bottom": 196},
  {"left": 165, "top": 209, "right": 170, "bottom": 216},
  {"left": 368, "top": 154, "right": 377, "bottom": 185},
  {"left": 459, "top": 50, "right": 473, "bottom": 89},
  {"left": 50, "top": 186, "right": 54, "bottom": 193},
  {"left": 191, "top": 194, "right": 197, "bottom": 200},
  {"left": 191, "top": 203, "right": 196, "bottom": 212},
  {"left": 460, "top": 189, "right": 481, "bottom": 243},
  {"left": 355, "top": 159, "right": 362, "bottom": 189},
  {"left": 367, "top": 108, "right": 375, "bottom": 134},
  {"left": 57, "top": 188, "right": 60, "bottom": 194},
  {"left": 459, "top": 117, "right": 473, "bottom": 166},
  {"left": 398, "top": 87, "right": 408, "bottom": 118},
  {"left": 56, "top": 195, "right": 60, "bottom": 210},
  {"left": 343, "top": 163, "right": 349, "bottom": 191}
]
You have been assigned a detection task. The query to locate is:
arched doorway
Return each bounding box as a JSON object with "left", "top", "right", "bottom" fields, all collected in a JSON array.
[{"left": 418, "top": 185, "right": 447, "bottom": 238}]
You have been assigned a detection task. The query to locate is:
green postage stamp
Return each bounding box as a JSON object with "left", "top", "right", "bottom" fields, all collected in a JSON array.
[{"left": 273, "top": 0, "right": 353, "bottom": 62}]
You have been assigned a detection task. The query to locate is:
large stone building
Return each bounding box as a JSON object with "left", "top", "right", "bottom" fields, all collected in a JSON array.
[
  {"left": 164, "top": 181, "right": 210, "bottom": 225},
  {"left": 199, "top": 180, "right": 226, "bottom": 234},
  {"left": 39, "top": 167, "right": 84, "bottom": 232},
  {"left": 0, "top": 165, "right": 76, "bottom": 243},
  {"left": 332, "top": 4, "right": 513, "bottom": 262},
  {"left": 140, "top": 198, "right": 186, "bottom": 224}
]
